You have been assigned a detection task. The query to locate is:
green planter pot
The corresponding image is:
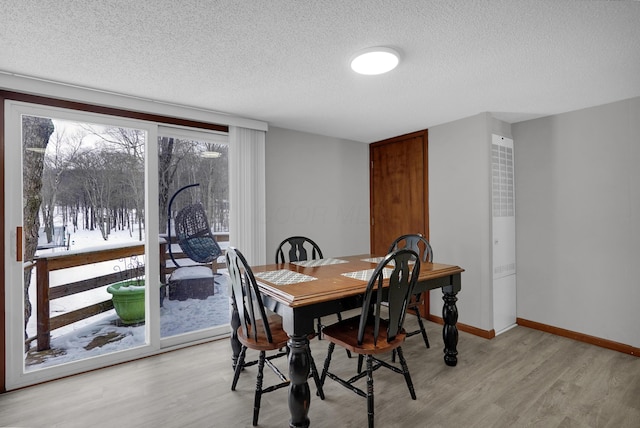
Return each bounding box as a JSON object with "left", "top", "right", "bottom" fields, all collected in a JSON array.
[{"left": 107, "top": 280, "right": 146, "bottom": 325}]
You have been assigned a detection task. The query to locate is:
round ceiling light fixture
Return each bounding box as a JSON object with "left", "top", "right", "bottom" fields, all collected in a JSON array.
[
  {"left": 350, "top": 47, "right": 400, "bottom": 75},
  {"left": 200, "top": 151, "right": 222, "bottom": 158}
]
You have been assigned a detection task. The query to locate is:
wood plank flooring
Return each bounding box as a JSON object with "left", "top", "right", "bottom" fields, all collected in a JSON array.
[{"left": 1, "top": 320, "right": 638, "bottom": 428}]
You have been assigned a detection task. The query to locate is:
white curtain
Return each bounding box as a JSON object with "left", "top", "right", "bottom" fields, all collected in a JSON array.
[{"left": 228, "top": 126, "right": 267, "bottom": 265}]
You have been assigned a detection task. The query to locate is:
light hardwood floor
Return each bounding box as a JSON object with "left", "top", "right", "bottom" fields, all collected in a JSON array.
[{"left": 1, "top": 320, "right": 639, "bottom": 428}]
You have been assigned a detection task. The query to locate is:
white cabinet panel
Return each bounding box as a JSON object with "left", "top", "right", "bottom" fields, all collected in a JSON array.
[
  {"left": 492, "top": 134, "right": 517, "bottom": 334},
  {"left": 493, "top": 274, "right": 517, "bottom": 334}
]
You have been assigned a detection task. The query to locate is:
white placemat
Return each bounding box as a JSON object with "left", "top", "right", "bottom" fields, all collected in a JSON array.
[
  {"left": 361, "top": 257, "right": 385, "bottom": 263},
  {"left": 254, "top": 269, "right": 317, "bottom": 285},
  {"left": 291, "top": 258, "right": 350, "bottom": 267},
  {"left": 361, "top": 257, "right": 414, "bottom": 266},
  {"left": 341, "top": 267, "right": 393, "bottom": 281}
]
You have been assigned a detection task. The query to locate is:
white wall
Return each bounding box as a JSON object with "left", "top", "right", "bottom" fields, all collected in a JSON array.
[
  {"left": 513, "top": 97, "right": 640, "bottom": 348},
  {"left": 264, "top": 126, "right": 370, "bottom": 260},
  {"left": 428, "top": 113, "right": 495, "bottom": 331}
]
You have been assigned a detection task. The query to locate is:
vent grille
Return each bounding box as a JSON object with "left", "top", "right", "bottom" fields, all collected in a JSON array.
[{"left": 492, "top": 144, "right": 514, "bottom": 217}]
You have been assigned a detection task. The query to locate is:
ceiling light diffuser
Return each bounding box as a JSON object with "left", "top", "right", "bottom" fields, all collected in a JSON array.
[{"left": 350, "top": 47, "right": 400, "bottom": 75}]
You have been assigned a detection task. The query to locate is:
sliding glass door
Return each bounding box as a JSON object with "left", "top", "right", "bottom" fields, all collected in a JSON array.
[
  {"left": 4, "top": 101, "right": 230, "bottom": 389},
  {"left": 157, "top": 126, "right": 230, "bottom": 345}
]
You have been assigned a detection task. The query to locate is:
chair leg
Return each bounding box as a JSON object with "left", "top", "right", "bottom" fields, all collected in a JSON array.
[
  {"left": 395, "top": 346, "right": 416, "bottom": 400},
  {"left": 231, "top": 346, "right": 247, "bottom": 391},
  {"left": 334, "top": 312, "right": 352, "bottom": 358},
  {"left": 357, "top": 354, "right": 364, "bottom": 374},
  {"left": 309, "top": 349, "right": 325, "bottom": 400},
  {"left": 366, "top": 355, "right": 374, "bottom": 428},
  {"left": 320, "top": 342, "right": 335, "bottom": 386},
  {"left": 392, "top": 307, "right": 430, "bottom": 363},
  {"left": 317, "top": 317, "right": 323, "bottom": 340},
  {"left": 414, "top": 309, "right": 430, "bottom": 348},
  {"left": 252, "top": 350, "right": 266, "bottom": 426}
]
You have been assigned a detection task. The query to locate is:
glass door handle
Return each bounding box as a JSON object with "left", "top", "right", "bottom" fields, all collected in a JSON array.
[{"left": 14, "top": 226, "right": 23, "bottom": 262}]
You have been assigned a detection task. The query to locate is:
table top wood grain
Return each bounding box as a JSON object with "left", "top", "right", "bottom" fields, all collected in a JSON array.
[{"left": 250, "top": 254, "right": 464, "bottom": 308}]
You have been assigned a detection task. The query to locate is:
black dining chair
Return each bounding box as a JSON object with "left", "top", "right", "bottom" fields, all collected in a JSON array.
[
  {"left": 319, "top": 248, "right": 421, "bottom": 428},
  {"left": 275, "top": 236, "right": 345, "bottom": 341},
  {"left": 226, "top": 247, "right": 324, "bottom": 426},
  {"left": 275, "top": 235, "right": 323, "bottom": 264},
  {"left": 387, "top": 233, "right": 433, "bottom": 353}
]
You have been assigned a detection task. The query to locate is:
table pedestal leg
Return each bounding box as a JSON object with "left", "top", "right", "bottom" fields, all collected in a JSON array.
[
  {"left": 442, "top": 290, "right": 459, "bottom": 366},
  {"left": 288, "top": 335, "right": 311, "bottom": 428},
  {"left": 229, "top": 297, "right": 242, "bottom": 369}
]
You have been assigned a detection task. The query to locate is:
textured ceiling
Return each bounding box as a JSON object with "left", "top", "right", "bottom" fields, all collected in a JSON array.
[{"left": 1, "top": 0, "right": 640, "bottom": 142}]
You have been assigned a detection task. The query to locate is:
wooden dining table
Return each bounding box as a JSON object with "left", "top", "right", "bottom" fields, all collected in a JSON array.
[{"left": 229, "top": 253, "right": 464, "bottom": 428}]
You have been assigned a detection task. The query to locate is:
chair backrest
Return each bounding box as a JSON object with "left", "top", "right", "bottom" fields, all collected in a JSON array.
[
  {"left": 226, "top": 247, "right": 274, "bottom": 343},
  {"left": 388, "top": 233, "right": 433, "bottom": 263},
  {"left": 275, "top": 236, "right": 323, "bottom": 263},
  {"left": 358, "top": 248, "right": 421, "bottom": 346}
]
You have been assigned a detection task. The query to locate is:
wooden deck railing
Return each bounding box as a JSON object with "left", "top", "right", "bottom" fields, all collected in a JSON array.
[
  {"left": 30, "top": 233, "right": 228, "bottom": 351},
  {"left": 33, "top": 244, "right": 146, "bottom": 351}
]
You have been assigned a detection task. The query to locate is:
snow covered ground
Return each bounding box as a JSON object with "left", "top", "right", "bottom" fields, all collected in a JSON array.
[{"left": 25, "top": 226, "right": 230, "bottom": 369}]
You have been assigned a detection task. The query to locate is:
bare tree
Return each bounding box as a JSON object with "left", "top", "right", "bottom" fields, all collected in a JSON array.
[
  {"left": 96, "top": 127, "right": 145, "bottom": 240},
  {"left": 158, "top": 137, "right": 176, "bottom": 234},
  {"left": 22, "top": 115, "right": 54, "bottom": 343},
  {"left": 40, "top": 126, "right": 84, "bottom": 243},
  {"left": 73, "top": 149, "right": 115, "bottom": 240},
  {"left": 160, "top": 139, "right": 229, "bottom": 233},
  {"left": 158, "top": 137, "right": 198, "bottom": 233},
  {"left": 71, "top": 125, "right": 147, "bottom": 240},
  {"left": 202, "top": 143, "right": 228, "bottom": 231}
]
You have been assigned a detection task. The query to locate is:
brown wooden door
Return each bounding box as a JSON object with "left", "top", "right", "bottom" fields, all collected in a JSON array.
[
  {"left": 370, "top": 129, "right": 430, "bottom": 315},
  {"left": 370, "top": 130, "right": 429, "bottom": 254}
]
